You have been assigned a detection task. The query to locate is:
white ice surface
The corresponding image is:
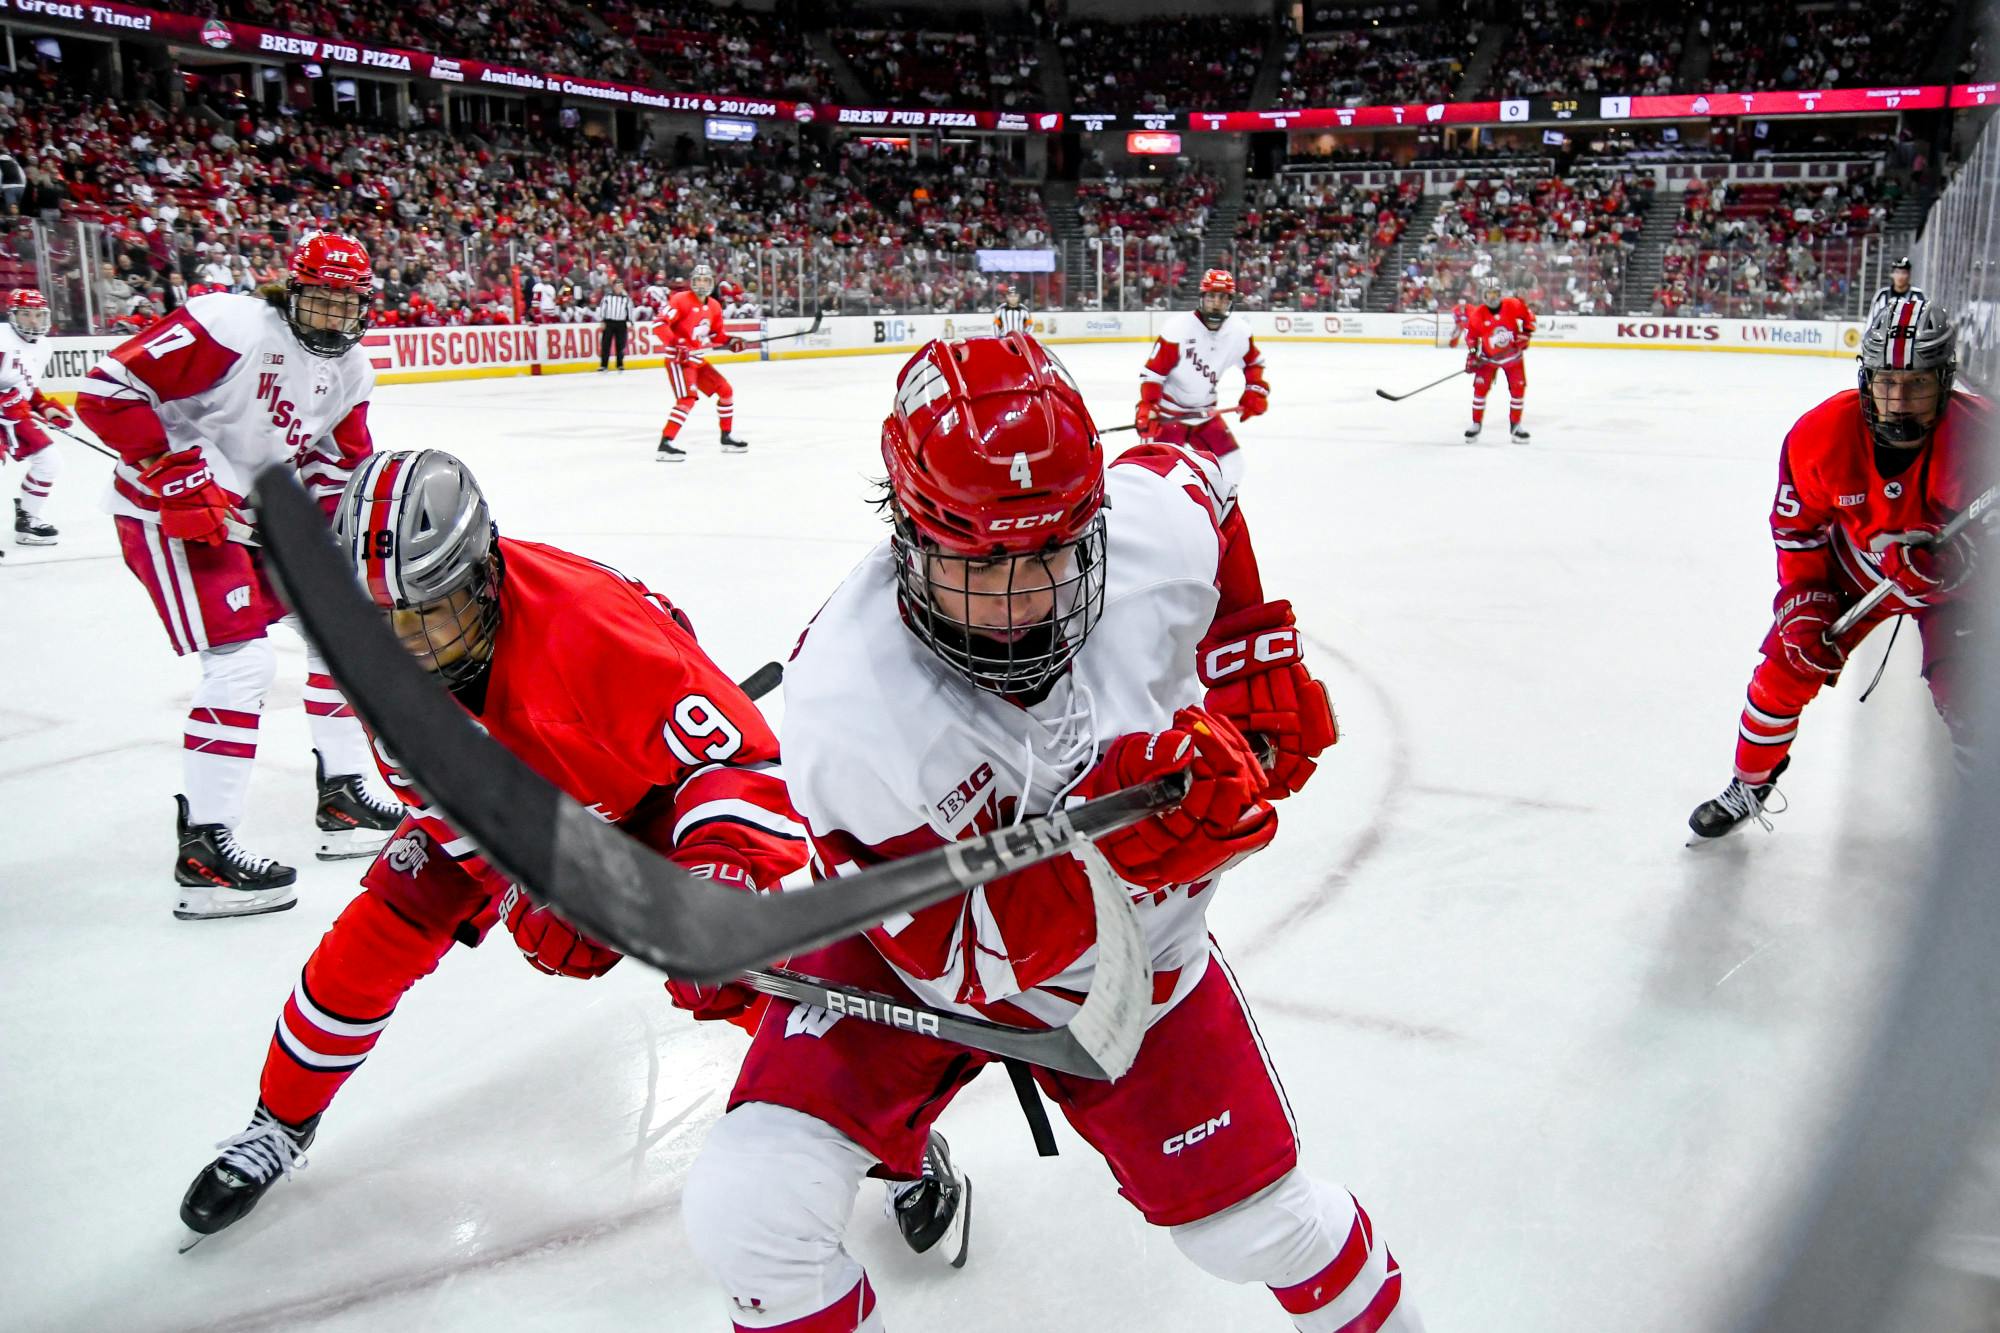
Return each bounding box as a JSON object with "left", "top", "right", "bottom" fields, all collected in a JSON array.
[{"left": 0, "top": 342, "right": 1953, "bottom": 1332}]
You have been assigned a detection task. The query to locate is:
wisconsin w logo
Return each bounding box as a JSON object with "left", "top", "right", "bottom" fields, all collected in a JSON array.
[{"left": 785, "top": 1004, "right": 843, "bottom": 1039}]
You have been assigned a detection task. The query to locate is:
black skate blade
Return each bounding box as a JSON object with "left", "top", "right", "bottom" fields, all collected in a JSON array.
[{"left": 948, "top": 1176, "right": 972, "bottom": 1270}]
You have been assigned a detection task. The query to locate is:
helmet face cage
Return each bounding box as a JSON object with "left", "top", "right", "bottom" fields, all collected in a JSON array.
[
  {"left": 1858, "top": 298, "right": 1957, "bottom": 447},
  {"left": 891, "top": 512, "right": 1107, "bottom": 697},
  {"left": 1198, "top": 289, "right": 1232, "bottom": 328},
  {"left": 335, "top": 450, "right": 501, "bottom": 691},
  {"left": 691, "top": 264, "right": 716, "bottom": 299},
  {"left": 288, "top": 280, "right": 370, "bottom": 357},
  {"left": 8, "top": 295, "right": 48, "bottom": 340}
]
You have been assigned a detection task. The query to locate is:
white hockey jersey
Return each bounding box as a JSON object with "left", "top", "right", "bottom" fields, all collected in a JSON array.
[
  {"left": 1140, "top": 309, "right": 1265, "bottom": 421},
  {"left": 1869, "top": 284, "right": 1930, "bottom": 322},
  {"left": 0, "top": 323, "right": 45, "bottom": 410},
  {"left": 76, "top": 293, "right": 375, "bottom": 524},
  {"left": 782, "top": 447, "right": 1239, "bottom": 1030}
]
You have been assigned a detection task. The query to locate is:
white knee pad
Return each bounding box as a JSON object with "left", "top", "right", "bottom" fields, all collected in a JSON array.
[
  {"left": 684, "top": 1103, "right": 876, "bottom": 1328},
  {"left": 193, "top": 637, "right": 276, "bottom": 713}
]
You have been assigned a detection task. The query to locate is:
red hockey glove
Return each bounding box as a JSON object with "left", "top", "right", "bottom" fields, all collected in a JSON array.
[
  {"left": 1078, "top": 706, "right": 1276, "bottom": 891},
  {"left": 662, "top": 855, "right": 769, "bottom": 1028},
  {"left": 1775, "top": 585, "right": 1847, "bottom": 677},
  {"left": 1134, "top": 397, "right": 1160, "bottom": 439},
  {"left": 502, "top": 886, "right": 623, "bottom": 979},
  {"left": 1198, "top": 600, "right": 1338, "bottom": 800},
  {"left": 139, "top": 447, "right": 236, "bottom": 545},
  {"left": 32, "top": 393, "right": 71, "bottom": 430},
  {"left": 725, "top": 336, "right": 746, "bottom": 354},
  {"left": 1236, "top": 387, "right": 1269, "bottom": 420},
  {"left": 1463, "top": 351, "right": 1481, "bottom": 374},
  {"left": 1877, "top": 530, "right": 1974, "bottom": 602}
]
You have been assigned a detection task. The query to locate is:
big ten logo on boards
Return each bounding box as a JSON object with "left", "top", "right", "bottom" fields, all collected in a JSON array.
[{"left": 873, "top": 318, "right": 912, "bottom": 344}]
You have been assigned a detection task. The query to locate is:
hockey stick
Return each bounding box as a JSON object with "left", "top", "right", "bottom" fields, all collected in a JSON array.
[
  {"left": 737, "top": 659, "right": 784, "bottom": 701},
  {"left": 734, "top": 308, "right": 826, "bottom": 348},
  {"left": 253, "top": 459, "right": 1183, "bottom": 986},
  {"left": 739, "top": 838, "right": 1149, "bottom": 1081},
  {"left": 47, "top": 417, "right": 261, "bottom": 546},
  {"left": 1374, "top": 367, "right": 1469, "bottom": 402},
  {"left": 1100, "top": 405, "right": 1242, "bottom": 437},
  {"left": 1826, "top": 481, "right": 2000, "bottom": 641}
]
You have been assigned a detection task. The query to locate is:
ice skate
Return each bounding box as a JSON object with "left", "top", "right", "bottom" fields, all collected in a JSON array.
[
  {"left": 656, "top": 436, "right": 687, "bottom": 462},
  {"left": 179, "top": 1103, "right": 318, "bottom": 1247},
  {"left": 13, "top": 498, "right": 55, "bottom": 545},
  {"left": 173, "top": 795, "right": 297, "bottom": 919},
  {"left": 888, "top": 1131, "right": 972, "bottom": 1269},
  {"left": 719, "top": 431, "right": 750, "bottom": 454},
  {"left": 1463, "top": 423, "right": 1482, "bottom": 441},
  {"left": 1687, "top": 757, "right": 1790, "bottom": 842},
  {"left": 314, "top": 749, "right": 401, "bottom": 860},
  {"left": 1511, "top": 423, "right": 1531, "bottom": 443}
]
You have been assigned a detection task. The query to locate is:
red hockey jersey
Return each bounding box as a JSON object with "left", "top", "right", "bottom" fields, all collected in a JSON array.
[
  {"left": 372, "top": 537, "right": 804, "bottom": 891},
  {"left": 1463, "top": 298, "right": 1535, "bottom": 364},
  {"left": 653, "top": 288, "right": 727, "bottom": 358},
  {"left": 1772, "top": 389, "right": 1995, "bottom": 610}
]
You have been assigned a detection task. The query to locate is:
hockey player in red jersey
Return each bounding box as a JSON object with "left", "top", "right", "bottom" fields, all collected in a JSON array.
[
  {"left": 74, "top": 233, "right": 402, "bottom": 917},
  {"left": 655, "top": 263, "right": 749, "bottom": 461},
  {"left": 1135, "top": 268, "right": 1270, "bottom": 500},
  {"left": 0, "top": 288, "right": 71, "bottom": 548},
  {"left": 1454, "top": 281, "right": 1534, "bottom": 442},
  {"left": 682, "top": 335, "right": 1407, "bottom": 1333},
  {"left": 176, "top": 448, "right": 816, "bottom": 1241},
  {"left": 1689, "top": 296, "right": 1995, "bottom": 838}
]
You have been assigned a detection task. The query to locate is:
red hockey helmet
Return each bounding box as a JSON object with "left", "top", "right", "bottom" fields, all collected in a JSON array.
[
  {"left": 7, "top": 287, "right": 49, "bottom": 340},
  {"left": 1197, "top": 269, "right": 1235, "bottom": 329},
  {"left": 286, "top": 232, "right": 374, "bottom": 357},
  {"left": 881, "top": 335, "right": 1107, "bottom": 695}
]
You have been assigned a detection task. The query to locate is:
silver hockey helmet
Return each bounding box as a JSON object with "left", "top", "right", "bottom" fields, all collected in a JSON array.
[
  {"left": 1858, "top": 296, "right": 1956, "bottom": 448},
  {"left": 334, "top": 449, "right": 501, "bottom": 689},
  {"left": 690, "top": 263, "right": 717, "bottom": 299}
]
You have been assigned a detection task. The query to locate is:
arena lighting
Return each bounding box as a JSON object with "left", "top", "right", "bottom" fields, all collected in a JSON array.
[{"left": 1128, "top": 131, "right": 1183, "bottom": 154}]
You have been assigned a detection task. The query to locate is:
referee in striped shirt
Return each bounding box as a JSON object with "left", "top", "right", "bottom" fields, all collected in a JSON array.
[
  {"left": 993, "top": 284, "right": 1031, "bottom": 335},
  {"left": 597, "top": 281, "right": 633, "bottom": 371}
]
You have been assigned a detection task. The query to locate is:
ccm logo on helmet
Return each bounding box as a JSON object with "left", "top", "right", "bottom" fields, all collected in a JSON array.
[
  {"left": 1163, "top": 1109, "right": 1231, "bottom": 1155},
  {"left": 988, "top": 511, "right": 1065, "bottom": 532},
  {"left": 1203, "top": 629, "right": 1299, "bottom": 679}
]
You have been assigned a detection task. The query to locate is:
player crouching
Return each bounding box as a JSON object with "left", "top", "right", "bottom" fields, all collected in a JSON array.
[
  {"left": 179, "top": 450, "right": 968, "bottom": 1265},
  {"left": 1689, "top": 297, "right": 1995, "bottom": 839}
]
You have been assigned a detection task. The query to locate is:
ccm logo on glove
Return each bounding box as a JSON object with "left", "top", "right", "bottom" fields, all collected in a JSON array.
[
  {"left": 160, "top": 464, "right": 215, "bottom": 497},
  {"left": 1202, "top": 628, "right": 1299, "bottom": 680}
]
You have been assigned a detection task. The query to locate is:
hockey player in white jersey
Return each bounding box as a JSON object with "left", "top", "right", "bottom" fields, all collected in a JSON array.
[
  {"left": 0, "top": 288, "right": 70, "bottom": 547},
  {"left": 1135, "top": 268, "right": 1270, "bottom": 500},
  {"left": 75, "top": 233, "right": 401, "bottom": 918},
  {"left": 682, "top": 334, "right": 1413, "bottom": 1332}
]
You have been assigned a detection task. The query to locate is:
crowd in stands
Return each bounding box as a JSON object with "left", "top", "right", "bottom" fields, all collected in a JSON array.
[
  {"left": 1057, "top": 16, "right": 1269, "bottom": 114},
  {"left": 1490, "top": 0, "right": 1685, "bottom": 99},
  {"left": 1229, "top": 175, "right": 1422, "bottom": 310},
  {"left": 0, "top": 74, "right": 1066, "bottom": 330},
  {"left": 1401, "top": 171, "right": 1650, "bottom": 315},
  {"left": 600, "top": 0, "right": 836, "bottom": 99},
  {"left": 1652, "top": 174, "right": 1893, "bottom": 318},
  {"left": 1704, "top": 0, "right": 1951, "bottom": 93},
  {"left": 1271, "top": 21, "right": 1472, "bottom": 109},
  {"left": 154, "top": 0, "right": 641, "bottom": 81},
  {"left": 1074, "top": 166, "right": 1220, "bottom": 309},
  {"left": 835, "top": 22, "right": 1041, "bottom": 110}
]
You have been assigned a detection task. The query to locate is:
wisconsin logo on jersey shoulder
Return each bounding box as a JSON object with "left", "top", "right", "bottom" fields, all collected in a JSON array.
[{"left": 225, "top": 585, "right": 252, "bottom": 612}]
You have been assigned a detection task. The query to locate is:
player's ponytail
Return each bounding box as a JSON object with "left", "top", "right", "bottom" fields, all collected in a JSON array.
[{"left": 258, "top": 282, "right": 289, "bottom": 312}]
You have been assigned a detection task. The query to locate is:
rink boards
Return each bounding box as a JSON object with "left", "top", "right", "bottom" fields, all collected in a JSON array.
[{"left": 31, "top": 311, "right": 1866, "bottom": 398}]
